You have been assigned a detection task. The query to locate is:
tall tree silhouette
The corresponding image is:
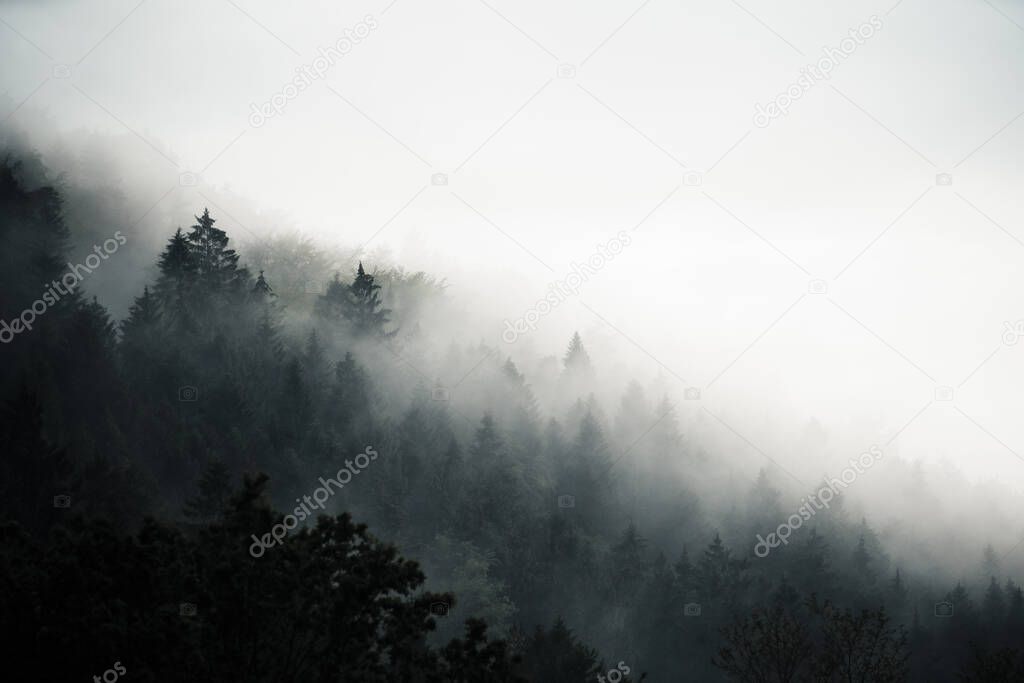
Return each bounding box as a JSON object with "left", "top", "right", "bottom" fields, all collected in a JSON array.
[
  {"left": 563, "top": 332, "right": 592, "bottom": 376},
  {"left": 153, "top": 227, "right": 197, "bottom": 327},
  {"left": 251, "top": 269, "right": 274, "bottom": 299},
  {"left": 186, "top": 208, "right": 246, "bottom": 294},
  {"left": 317, "top": 262, "right": 393, "bottom": 337}
]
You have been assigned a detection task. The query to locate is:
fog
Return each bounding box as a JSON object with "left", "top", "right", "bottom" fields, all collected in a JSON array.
[{"left": 4, "top": 0, "right": 1024, "bottom": 634}]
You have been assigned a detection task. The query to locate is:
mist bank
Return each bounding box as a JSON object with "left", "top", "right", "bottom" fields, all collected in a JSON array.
[
  {"left": 3, "top": 127, "right": 1023, "bottom": 589},
  {"left": 5, "top": 132, "right": 1024, "bottom": 680}
]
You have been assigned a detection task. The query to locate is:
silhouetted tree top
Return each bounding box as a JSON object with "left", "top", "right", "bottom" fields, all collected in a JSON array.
[
  {"left": 316, "top": 262, "right": 394, "bottom": 338},
  {"left": 563, "top": 331, "right": 592, "bottom": 375},
  {"left": 187, "top": 207, "right": 246, "bottom": 292},
  {"left": 0, "top": 473, "right": 526, "bottom": 681},
  {"left": 252, "top": 270, "right": 274, "bottom": 298}
]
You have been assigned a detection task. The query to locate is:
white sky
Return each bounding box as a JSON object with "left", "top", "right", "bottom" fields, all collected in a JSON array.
[{"left": 3, "top": 0, "right": 1024, "bottom": 492}]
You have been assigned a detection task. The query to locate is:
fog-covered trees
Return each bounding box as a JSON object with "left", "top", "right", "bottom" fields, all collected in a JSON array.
[
  {"left": 317, "top": 262, "right": 393, "bottom": 338},
  {"left": 0, "top": 475, "right": 525, "bottom": 682},
  {"left": 3, "top": 158, "right": 1022, "bottom": 682}
]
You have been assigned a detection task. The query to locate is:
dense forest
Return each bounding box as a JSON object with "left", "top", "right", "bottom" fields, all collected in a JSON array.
[{"left": 2, "top": 152, "right": 1024, "bottom": 682}]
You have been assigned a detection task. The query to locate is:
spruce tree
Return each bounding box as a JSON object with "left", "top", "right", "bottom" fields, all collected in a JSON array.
[
  {"left": 154, "top": 227, "right": 197, "bottom": 326},
  {"left": 1006, "top": 580, "right": 1024, "bottom": 638},
  {"left": 251, "top": 269, "right": 274, "bottom": 299},
  {"left": 563, "top": 332, "right": 592, "bottom": 375},
  {"left": 852, "top": 535, "right": 876, "bottom": 585},
  {"left": 123, "top": 286, "right": 159, "bottom": 331},
  {"left": 317, "top": 263, "right": 393, "bottom": 338},
  {"left": 891, "top": 568, "right": 908, "bottom": 609},
  {"left": 120, "top": 286, "right": 163, "bottom": 387},
  {"left": 183, "top": 459, "right": 232, "bottom": 522},
  {"left": 982, "top": 543, "right": 1000, "bottom": 579},
  {"left": 947, "top": 582, "right": 972, "bottom": 614},
  {"left": 0, "top": 383, "right": 71, "bottom": 536},
  {"left": 674, "top": 546, "right": 693, "bottom": 595},
  {"left": 470, "top": 414, "right": 503, "bottom": 462},
  {"left": 515, "top": 618, "right": 602, "bottom": 682},
  {"left": 983, "top": 576, "right": 1006, "bottom": 622},
  {"left": 186, "top": 208, "right": 245, "bottom": 293},
  {"left": 696, "top": 533, "right": 748, "bottom": 603},
  {"left": 329, "top": 351, "right": 369, "bottom": 430}
]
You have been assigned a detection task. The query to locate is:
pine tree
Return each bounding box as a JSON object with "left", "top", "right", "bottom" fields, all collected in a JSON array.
[
  {"left": 0, "top": 382, "right": 71, "bottom": 535},
  {"left": 502, "top": 357, "right": 522, "bottom": 383},
  {"left": 790, "top": 528, "right": 835, "bottom": 596},
  {"left": 122, "top": 286, "right": 159, "bottom": 333},
  {"left": 502, "top": 357, "right": 540, "bottom": 447},
  {"left": 186, "top": 208, "right": 245, "bottom": 293},
  {"left": 891, "top": 568, "right": 908, "bottom": 609},
  {"left": 613, "top": 380, "right": 649, "bottom": 443},
  {"left": 252, "top": 269, "right": 274, "bottom": 299},
  {"left": 609, "top": 522, "right": 649, "bottom": 600},
  {"left": 183, "top": 459, "right": 232, "bottom": 522},
  {"left": 772, "top": 576, "right": 800, "bottom": 609},
  {"left": 982, "top": 576, "right": 1006, "bottom": 623},
  {"left": 436, "top": 437, "right": 464, "bottom": 526},
  {"left": 153, "top": 228, "right": 196, "bottom": 326},
  {"left": 750, "top": 469, "right": 781, "bottom": 515},
  {"left": 696, "top": 533, "right": 748, "bottom": 603},
  {"left": 120, "top": 286, "right": 164, "bottom": 387},
  {"left": 852, "top": 535, "right": 876, "bottom": 585},
  {"left": 317, "top": 263, "right": 393, "bottom": 337},
  {"left": 329, "top": 351, "right": 369, "bottom": 431},
  {"left": 253, "top": 305, "right": 284, "bottom": 366},
  {"left": 301, "top": 329, "right": 327, "bottom": 399},
  {"left": 278, "top": 357, "right": 311, "bottom": 444},
  {"left": 470, "top": 414, "right": 503, "bottom": 462},
  {"left": 516, "top": 618, "right": 602, "bottom": 682},
  {"left": 563, "top": 332, "right": 592, "bottom": 375},
  {"left": 674, "top": 546, "right": 693, "bottom": 595},
  {"left": 982, "top": 543, "right": 1000, "bottom": 579},
  {"left": 1006, "top": 579, "right": 1024, "bottom": 637},
  {"left": 246, "top": 268, "right": 283, "bottom": 376},
  {"left": 947, "top": 582, "right": 972, "bottom": 614}
]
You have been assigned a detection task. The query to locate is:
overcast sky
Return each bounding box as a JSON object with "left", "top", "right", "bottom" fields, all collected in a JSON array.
[{"left": 3, "top": 0, "right": 1024, "bottom": 490}]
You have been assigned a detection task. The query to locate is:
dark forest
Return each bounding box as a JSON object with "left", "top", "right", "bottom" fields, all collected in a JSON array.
[{"left": 2, "top": 152, "right": 1023, "bottom": 682}]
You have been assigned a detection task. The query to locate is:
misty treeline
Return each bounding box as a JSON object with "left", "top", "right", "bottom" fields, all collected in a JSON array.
[{"left": 1, "top": 152, "right": 1022, "bottom": 682}]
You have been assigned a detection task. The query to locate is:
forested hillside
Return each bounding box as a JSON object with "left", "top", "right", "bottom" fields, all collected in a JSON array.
[{"left": 2, "top": 154, "right": 1022, "bottom": 681}]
